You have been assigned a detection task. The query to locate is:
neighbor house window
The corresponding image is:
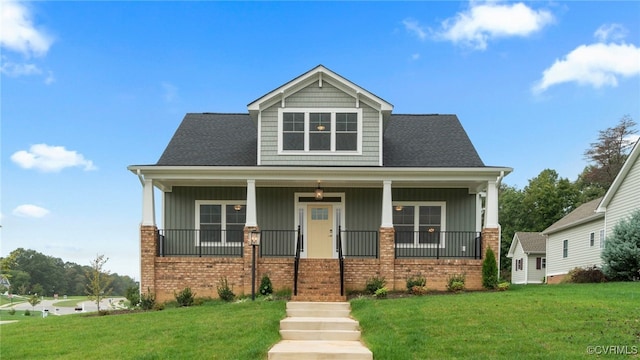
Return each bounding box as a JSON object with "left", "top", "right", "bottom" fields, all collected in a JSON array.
[
  {"left": 393, "top": 202, "right": 445, "bottom": 246},
  {"left": 196, "top": 201, "right": 245, "bottom": 245},
  {"left": 542, "top": 258, "right": 546, "bottom": 268},
  {"left": 563, "top": 240, "right": 568, "bottom": 258},
  {"left": 589, "top": 232, "right": 595, "bottom": 247},
  {"left": 599, "top": 229, "right": 605, "bottom": 249},
  {"left": 279, "top": 108, "right": 362, "bottom": 154}
]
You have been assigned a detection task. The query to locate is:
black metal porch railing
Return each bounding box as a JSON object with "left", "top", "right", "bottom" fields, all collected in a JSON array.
[
  {"left": 157, "top": 229, "right": 244, "bottom": 257},
  {"left": 340, "top": 230, "right": 379, "bottom": 258},
  {"left": 293, "top": 226, "right": 302, "bottom": 296},
  {"left": 337, "top": 226, "right": 345, "bottom": 296},
  {"left": 259, "top": 230, "right": 298, "bottom": 257},
  {"left": 395, "top": 231, "right": 482, "bottom": 259}
]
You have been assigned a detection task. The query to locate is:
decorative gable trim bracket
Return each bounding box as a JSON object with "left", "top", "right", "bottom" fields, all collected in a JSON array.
[{"left": 248, "top": 65, "right": 393, "bottom": 119}]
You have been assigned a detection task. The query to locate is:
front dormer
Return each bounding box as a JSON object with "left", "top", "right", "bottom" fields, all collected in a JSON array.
[{"left": 248, "top": 65, "right": 393, "bottom": 166}]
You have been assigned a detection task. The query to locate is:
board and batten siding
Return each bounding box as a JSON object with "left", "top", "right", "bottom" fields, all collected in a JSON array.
[
  {"left": 164, "top": 186, "right": 476, "bottom": 232},
  {"left": 604, "top": 154, "right": 640, "bottom": 238},
  {"left": 259, "top": 81, "right": 381, "bottom": 166},
  {"left": 545, "top": 218, "right": 605, "bottom": 277}
]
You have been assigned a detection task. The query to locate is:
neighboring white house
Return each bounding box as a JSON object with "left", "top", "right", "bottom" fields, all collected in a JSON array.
[
  {"left": 507, "top": 232, "right": 546, "bottom": 284},
  {"left": 542, "top": 198, "right": 604, "bottom": 284},
  {"left": 542, "top": 139, "right": 640, "bottom": 284}
]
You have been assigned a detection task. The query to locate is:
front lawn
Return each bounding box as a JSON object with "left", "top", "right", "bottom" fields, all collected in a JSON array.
[
  {"left": 351, "top": 282, "right": 640, "bottom": 359},
  {"left": 1, "top": 283, "right": 638, "bottom": 359}
]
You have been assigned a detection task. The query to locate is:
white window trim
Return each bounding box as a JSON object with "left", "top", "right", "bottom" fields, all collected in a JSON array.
[
  {"left": 195, "top": 200, "right": 246, "bottom": 247},
  {"left": 589, "top": 232, "right": 595, "bottom": 247},
  {"left": 393, "top": 201, "right": 447, "bottom": 248},
  {"left": 277, "top": 107, "right": 363, "bottom": 155}
]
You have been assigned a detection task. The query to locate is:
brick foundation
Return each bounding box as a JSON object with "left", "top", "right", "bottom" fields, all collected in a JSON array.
[{"left": 142, "top": 226, "right": 502, "bottom": 301}]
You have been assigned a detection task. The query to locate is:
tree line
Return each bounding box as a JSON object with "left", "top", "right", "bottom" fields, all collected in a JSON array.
[
  {"left": 499, "top": 115, "right": 637, "bottom": 278},
  {"left": 0, "top": 248, "right": 136, "bottom": 297}
]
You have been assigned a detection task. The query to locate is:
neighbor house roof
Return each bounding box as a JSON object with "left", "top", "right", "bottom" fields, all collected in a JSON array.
[
  {"left": 542, "top": 197, "right": 604, "bottom": 235},
  {"left": 156, "top": 113, "right": 486, "bottom": 167},
  {"left": 507, "top": 232, "right": 545, "bottom": 257}
]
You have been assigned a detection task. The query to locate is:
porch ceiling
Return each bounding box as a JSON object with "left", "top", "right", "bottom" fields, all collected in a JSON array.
[{"left": 128, "top": 165, "right": 512, "bottom": 193}]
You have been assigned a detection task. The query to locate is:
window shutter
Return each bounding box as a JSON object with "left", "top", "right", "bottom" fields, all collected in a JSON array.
[{"left": 536, "top": 257, "right": 541, "bottom": 270}]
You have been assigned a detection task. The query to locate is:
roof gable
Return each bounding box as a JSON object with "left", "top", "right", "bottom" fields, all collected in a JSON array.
[
  {"left": 597, "top": 140, "right": 640, "bottom": 212},
  {"left": 247, "top": 65, "right": 393, "bottom": 117},
  {"left": 508, "top": 232, "right": 545, "bottom": 257}
]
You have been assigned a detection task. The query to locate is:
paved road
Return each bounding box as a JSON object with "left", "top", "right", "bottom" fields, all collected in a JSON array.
[{"left": 1, "top": 297, "right": 127, "bottom": 316}]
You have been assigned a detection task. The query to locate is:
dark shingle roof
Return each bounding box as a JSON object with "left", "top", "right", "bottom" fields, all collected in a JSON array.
[
  {"left": 514, "top": 232, "right": 546, "bottom": 254},
  {"left": 156, "top": 113, "right": 485, "bottom": 167},
  {"left": 384, "top": 114, "right": 485, "bottom": 167},
  {"left": 156, "top": 113, "right": 256, "bottom": 166}
]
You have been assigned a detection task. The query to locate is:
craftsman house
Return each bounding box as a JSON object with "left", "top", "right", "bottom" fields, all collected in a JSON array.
[{"left": 129, "top": 65, "right": 511, "bottom": 301}]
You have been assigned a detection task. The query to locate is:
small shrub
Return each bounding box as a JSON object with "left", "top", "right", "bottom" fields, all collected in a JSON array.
[
  {"left": 125, "top": 286, "right": 140, "bottom": 308},
  {"left": 24, "top": 309, "right": 31, "bottom": 316},
  {"left": 98, "top": 310, "right": 110, "bottom": 316},
  {"left": 175, "top": 287, "right": 196, "bottom": 307},
  {"left": 410, "top": 285, "right": 428, "bottom": 295},
  {"left": 446, "top": 273, "right": 466, "bottom": 292},
  {"left": 259, "top": 275, "right": 273, "bottom": 296},
  {"left": 497, "top": 281, "right": 510, "bottom": 291},
  {"left": 8, "top": 308, "right": 16, "bottom": 315},
  {"left": 374, "top": 287, "right": 388, "bottom": 298},
  {"left": 193, "top": 297, "right": 212, "bottom": 306},
  {"left": 365, "top": 276, "right": 386, "bottom": 295},
  {"left": 482, "top": 248, "right": 499, "bottom": 289},
  {"left": 140, "top": 288, "right": 156, "bottom": 311},
  {"left": 152, "top": 302, "right": 165, "bottom": 311},
  {"left": 217, "top": 277, "right": 235, "bottom": 302},
  {"left": 568, "top": 265, "right": 607, "bottom": 283},
  {"left": 406, "top": 274, "right": 426, "bottom": 292}
]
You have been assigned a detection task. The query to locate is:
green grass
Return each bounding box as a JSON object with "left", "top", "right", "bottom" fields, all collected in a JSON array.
[
  {"left": 1, "top": 283, "right": 638, "bottom": 359},
  {"left": 351, "top": 282, "right": 640, "bottom": 359},
  {"left": 1, "top": 300, "right": 286, "bottom": 359}
]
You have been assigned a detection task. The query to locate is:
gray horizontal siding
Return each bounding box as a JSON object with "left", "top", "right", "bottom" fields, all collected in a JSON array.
[{"left": 260, "top": 82, "right": 380, "bottom": 166}]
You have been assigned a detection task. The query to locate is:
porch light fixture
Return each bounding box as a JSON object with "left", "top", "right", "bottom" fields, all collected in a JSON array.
[
  {"left": 234, "top": 204, "right": 242, "bottom": 211},
  {"left": 315, "top": 184, "right": 324, "bottom": 200},
  {"left": 316, "top": 123, "right": 326, "bottom": 131},
  {"left": 249, "top": 230, "right": 261, "bottom": 301},
  {"left": 249, "top": 230, "right": 261, "bottom": 246},
  {"left": 394, "top": 205, "right": 403, "bottom": 211}
]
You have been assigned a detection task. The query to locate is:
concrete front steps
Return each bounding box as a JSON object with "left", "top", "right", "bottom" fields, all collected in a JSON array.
[{"left": 268, "top": 302, "right": 373, "bottom": 360}]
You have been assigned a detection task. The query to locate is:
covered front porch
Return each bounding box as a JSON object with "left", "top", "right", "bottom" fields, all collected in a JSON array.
[{"left": 132, "top": 166, "right": 505, "bottom": 301}]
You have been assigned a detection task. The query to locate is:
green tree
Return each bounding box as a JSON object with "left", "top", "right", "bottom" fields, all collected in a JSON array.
[
  {"left": 85, "top": 254, "right": 113, "bottom": 312},
  {"left": 521, "top": 169, "right": 580, "bottom": 230},
  {"left": 28, "top": 294, "right": 41, "bottom": 310},
  {"left": 482, "top": 248, "right": 498, "bottom": 289},
  {"left": 602, "top": 210, "right": 640, "bottom": 281},
  {"left": 498, "top": 184, "right": 525, "bottom": 276},
  {"left": 579, "top": 115, "right": 637, "bottom": 196}
]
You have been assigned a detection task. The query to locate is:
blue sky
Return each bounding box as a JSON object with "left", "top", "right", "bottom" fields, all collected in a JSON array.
[{"left": 2, "top": 1, "right": 639, "bottom": 279}]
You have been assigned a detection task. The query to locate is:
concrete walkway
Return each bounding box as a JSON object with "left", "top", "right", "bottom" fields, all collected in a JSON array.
[{"left": 268, "top": 302, "right": 373, "bottom": 360}]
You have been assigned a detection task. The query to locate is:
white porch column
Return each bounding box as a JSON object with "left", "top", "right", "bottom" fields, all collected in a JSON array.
[
  {"left": 246, "top": 179, "right": 258, "bottom": 227},
  {"left": 485, "top": 180, "right": 499, "bottom": 228},
  {"left": 142, "top": 178, "right": 155, "bottom": 226},
  {"left": 381, "top": 180, "right": 393, "bottom": 227}
]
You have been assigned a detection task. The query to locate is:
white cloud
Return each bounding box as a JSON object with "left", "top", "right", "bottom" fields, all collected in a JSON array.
[
  {"left": 161, "top": 82, "right": 179, "bottom": 102},
  {"left": 410, "top": 53, "right": 421, "bottom": 61},
  {"left": 533, "top": 42, "right": 640, "bottom": 94},
  {"left": 13, "top": 204, "right": 50, "bottom": 218},
  {"left": 436, "top": 1, "right": 554, "bottom": 50},
  {"left": 11, "top": 144, "right": 97, "bottom": 172},
  {"left": 44, "top": 70, "right": 55, "bottom": 85},
  {"left": 403, "top": 19, "right": 427, "bottom": 40},
  {"left": 0, "top": 58, "right": 42, "bottom": 76},
  {"left": 594, "top": 24, "right": 628, "bottom": 43},
  {"left": 0, "top": 0, "right": 53, "bottom": 57}
]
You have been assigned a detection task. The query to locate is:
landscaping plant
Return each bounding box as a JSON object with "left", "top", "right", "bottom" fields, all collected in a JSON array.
[{"left": 482, "top": 248, "right": 498, "bottom": 289}]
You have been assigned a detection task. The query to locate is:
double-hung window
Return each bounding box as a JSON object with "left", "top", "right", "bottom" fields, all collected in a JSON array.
[
  {"left": 393, "top": 202, "right": 445, "bottom": 247},
  {"left": 589, "top": 232, "right": 595, "bottom": 247},
  {"left": 599, "top": 229, "right": 605, "bottom": 249},
  {"left": 196, "top": 201, "right": 245, "bottom": 246},
  {"left": 279, "top": 108, "right": 362, "bottom": 154},
  {"left": 562, "top": 240, "right": 568, "bottom": 258}
]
